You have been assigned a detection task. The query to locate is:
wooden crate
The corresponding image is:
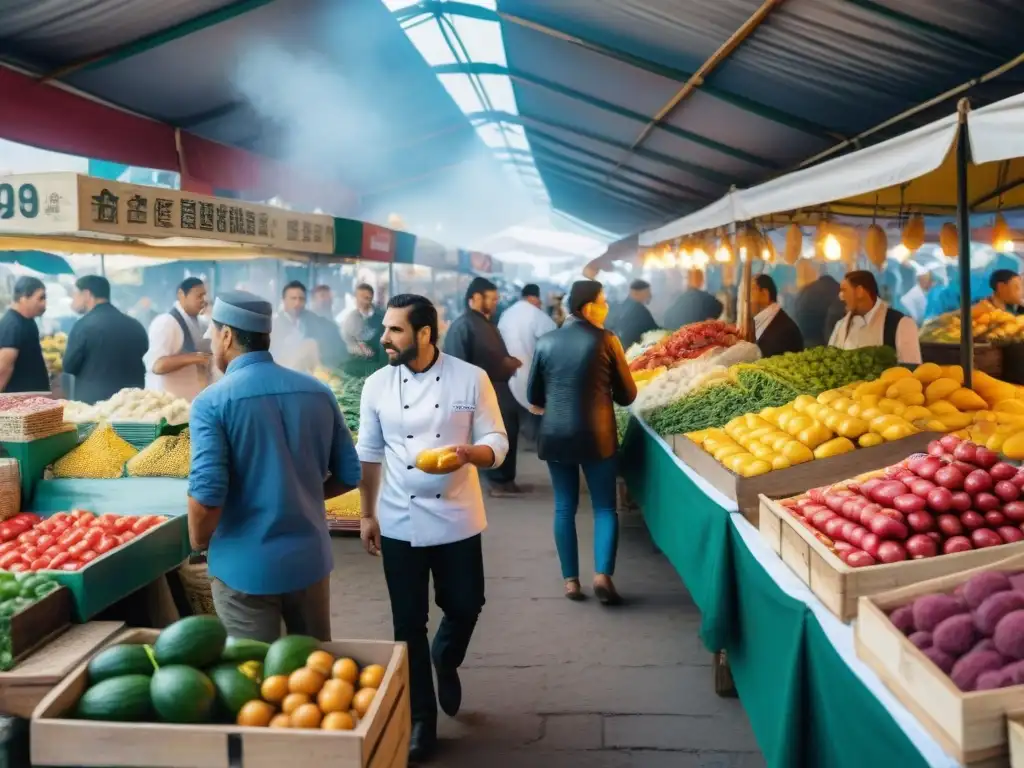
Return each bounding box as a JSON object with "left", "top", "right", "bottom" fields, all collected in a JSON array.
[
  {"left": 8, "top": 586, "right": 73, "bottom": 665},
  {"left": 32, "top": 629, "right": 411, "bottom": 768},
  {"left": 855, "top": 553, "right": 1024, "bottom": 765},
  {"left": 759, "top": 494, "right": 1024, "bottom": 622},
  {"left": 672, "top": 431, "right": 940, "bottom": 526},
  {"left": 0, "top": 621, "right": 123, "bottom": 718},
  {"left": 920, "top": 342, "right": 1003, "bottom": 378},
  {"left": 1011, "top": 717, "right": 1024, "bottom": 768}
]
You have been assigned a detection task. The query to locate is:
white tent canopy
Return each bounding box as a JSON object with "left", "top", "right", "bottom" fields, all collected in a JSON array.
[
  {"left": 969, "top": 91, "right": 1024, "bottom": 165},
  {"left": 638, "top": 194, "right": 737, "bottom": 246}
]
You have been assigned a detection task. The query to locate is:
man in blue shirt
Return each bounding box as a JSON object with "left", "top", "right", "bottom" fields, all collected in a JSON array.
[{"left": 188, "top": 290, "right": 360, "bottom": 642}]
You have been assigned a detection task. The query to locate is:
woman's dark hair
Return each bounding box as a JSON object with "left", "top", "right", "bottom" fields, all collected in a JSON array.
[
  {"left": 388, "top": 293, "right": 438, "bottom": 344},
  {"left": 465, "top": 277, "right": 496, "bottom": 305},
  {"left": 13, "top": 276, "right": 44, "bottom": 301},
  {"left": 75, "top": 275, "right": 111, "bottom": 301},
  {"left": 754, "top": 274, "right": 778, "bottom": 302},
  {"left": 178, "top": 277, "right": 204, "bottom": 296},
  {"left": 282, "top": 280, "right": 307, "bottom": 298},
  {"left": 844, "top": 270, "right": 879, "bottom": 299},
  {"left": 212, "top": 321, "right": 271, "bottom": 353}
]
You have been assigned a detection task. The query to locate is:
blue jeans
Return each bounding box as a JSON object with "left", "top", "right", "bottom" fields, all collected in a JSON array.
[{"left": 547, "top": 456, "right": 619, "bottom": 580}]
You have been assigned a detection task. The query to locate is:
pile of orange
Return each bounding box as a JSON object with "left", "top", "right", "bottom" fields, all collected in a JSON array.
[{"left": 236, "top": 649, "right": 386, "bottom": 730}]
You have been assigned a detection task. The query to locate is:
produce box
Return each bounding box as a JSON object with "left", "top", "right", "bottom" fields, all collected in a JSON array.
[
  {"left": 920, "top": 342, "right": 1003, "bottom": 379},
  {"left": 855, "top": 553, "right": 1024, "bottom": 765},
  {"left": 2, "top": 582, "right": 72, "bottom": 669},
  {"left": 31, "top": 478, "right": 189, "bottom": 518},
  {"left": 759, "top": 494, "right": 1024, "bottom": 622},
  {"left": 1011, "top": 717, "right": 1024, "bottom": 768},
  {"left": 75, "top": 419, "right": 187, "bottom": 450},
  {"left": 32, "top": 514, "right": 190, "bottom": 621},
  {"left": 0, "top": 621, "right": 123, "bottom": 718},
  {"left": 31, "top": 629, "right": 411, "bottom": 768},
  {"left": 0, "top": 428, "right": 77, "bottom": 504},
  {"left": 672, "top": 431, "right": 940, "bottom": 525}
]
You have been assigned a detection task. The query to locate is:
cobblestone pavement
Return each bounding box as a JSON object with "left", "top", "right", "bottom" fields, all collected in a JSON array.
[{"left": 329, "top": 452, "right": 765, "bottom": 768}]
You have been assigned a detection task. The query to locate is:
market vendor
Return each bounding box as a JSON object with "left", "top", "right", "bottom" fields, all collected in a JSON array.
[
  {"left": 143, "top": 277, "right": 212, "bottom": 401},
  {"left": 986, "top": 269, "right": 1023, "bottom": 314},
  {"left": 0, "top": 276, "right": 49, "bottom": 393},
  {"left": 188, "top": 290, "right": 360, "bottom": 642},
  {"left": 751, "top": 274, "right": 804, "bottom": 359},
  {"left": 607, "top": 279, "right": 659, "bottom": 350},
  {"left": 272, "top": 281, "right": 345, "bottom": 371},
  {"left": 829, "top": 270, "right": 922, "bottom": 364},
  {"left": 664, "top": 269, "right": 723, "bottom": 330},
  {"left": 341, "top": 283, "right": 386, "bottom": 361}
]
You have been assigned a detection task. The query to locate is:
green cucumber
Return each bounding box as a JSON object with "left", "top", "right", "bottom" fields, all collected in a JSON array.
[
  {"left": 153, "top": 615, "right": 226, "bottom": 669},
  {"left": 220, "top": 636, "right": 270, "bottom": 663},
  {"left": 87, "top": 644, "right": 156, "bottom": 684},
  {"left": 150, "top": 665, "right": 216, "bottom": 724},
  {"left": 208, "top": 663, "right": 261, "bottom": 718},
  {"left": 263, "top": 635, "right": 321, "bottom": 678},
  {"left": 76, "top": 675, "right": 153, "bottom": 721}
]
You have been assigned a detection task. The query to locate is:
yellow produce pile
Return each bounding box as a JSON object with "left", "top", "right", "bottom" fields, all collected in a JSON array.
[
  {"left": 920, "top": 301, "right": 1024, "bottom": 344},
  {"left": 687, "top": 364, "right": 1012, "bottom": 477},
  {"left": 325, "top": 490, "right": 360, "bottom": 520},
  {"left": 52, "top": 424, "right": 138, "bottom": 479},
  {"left": 632, "top": 366, "right": 666, "bottom": 393},
  {"left": 125, "top": 430, "right": 191, "bottom": 478}
]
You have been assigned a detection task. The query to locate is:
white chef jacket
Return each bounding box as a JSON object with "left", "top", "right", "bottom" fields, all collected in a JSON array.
[
  {"left": 356, "top": 353, "right": 509, "bottom": 548},
  {"left": 828, "top": 299, "right": 922, "bottom": 365},
  {"left": 497, "top": 300, "right": 557, "bottom": 410},
  {"left": 900, "top": 285, "right": 927, "bottom": 326},
  {"left": 143, "top": 304, "right": 209, "bottom": 402}
]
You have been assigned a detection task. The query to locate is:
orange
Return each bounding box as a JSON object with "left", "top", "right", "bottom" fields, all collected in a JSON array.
[
  {"left": 289, "top": 667, "right": 327, "bottom": 696},
  {"left": 332, "top": 657, "right": 359, "bottom": 685},
  {"left": 237, "top": 700, "right": 275, "bottom": 727},
  {"left": 352, "top": 687, "right": 377, "bottom": 717},
  {"left": 282, "top": 692, "right": 311, "bottom": 714},
  {"left": 290, "top": 702, "right": 323, "bottom": 729},
  {"left": 321, "top": 711, "right": 355, "bottom": 731},
  {"left": 260, "top": 675, "right": 289, "bottom": 704},
  {"left": 358, "top": 664, "right": 385, "bottom": 689},
  {"left": 306, "top": 650, "right": 335, "bottom": 677},
  {"left": 269, "top": 713, "right": 292, "bottom": 729},
  {"left": 317, "top": 679, "right": 355, "bottom": 714}
]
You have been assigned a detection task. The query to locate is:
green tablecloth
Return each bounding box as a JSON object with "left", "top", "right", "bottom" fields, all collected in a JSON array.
[
  {"left": 0, "top": 429, "right": 78, "bottom": 504},
  {"left": 621, "top": 418, "right": 943, "bottom": 768}
]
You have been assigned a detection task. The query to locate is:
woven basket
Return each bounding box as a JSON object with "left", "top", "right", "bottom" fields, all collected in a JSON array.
[
  {"left": 0, "top": 402, "right": 66, "bottom": 442},
  {"left": 177, "top": 559, "right": 216, "bottom": 616},
  {"left": 0, "top": 460, "right": 19, "bottom": 521}
]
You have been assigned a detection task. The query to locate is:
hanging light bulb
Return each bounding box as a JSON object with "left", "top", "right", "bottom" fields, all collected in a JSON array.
[
  {"left": 679, "top": 251, "right": 693, "bottom": 270},
  {"left": 692, "top": 248, "right": 709, "bottom": 269},
  {"left": 890, "top": 244, "right": 911, "bottom": 263},
  {"left": 715, "top": 238, "right": 733, "bottom": 263},
  {"left": 823, "top": 234, "right": 843, "bottom": 262}
]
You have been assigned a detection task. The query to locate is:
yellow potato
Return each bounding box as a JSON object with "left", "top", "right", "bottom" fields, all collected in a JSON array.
[{"left": 415, "top": 447, "right": 461, "bottom": 474}]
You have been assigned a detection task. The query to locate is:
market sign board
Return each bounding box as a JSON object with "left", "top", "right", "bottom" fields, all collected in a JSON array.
[
  {"left": 0, "top": 173, "right": 335, "bottom": 255},
  {"left": 360, "top": 223, "right": 395, "bottom": 263}
]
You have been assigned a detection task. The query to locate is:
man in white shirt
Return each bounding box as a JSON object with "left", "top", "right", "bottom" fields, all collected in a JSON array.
[
  {"left": 357, "top": 293, "right": 508, "bottom": 763},
  {"left": 900, "top": 264, "right": 935, "bottom": 326},
  {"left": 829, "top": 270, "right": 922, "bottom": 364},
  {"left": 497, "top": 284, "right": 556, "bottom": 448},
  {"left": 143, "top": 277, "right": 211, "bottom": 401}
]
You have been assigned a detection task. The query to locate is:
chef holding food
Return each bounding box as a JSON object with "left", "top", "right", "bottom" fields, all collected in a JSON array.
[{"left": 355, "top": 293, "right": 507, "bottom": 764}]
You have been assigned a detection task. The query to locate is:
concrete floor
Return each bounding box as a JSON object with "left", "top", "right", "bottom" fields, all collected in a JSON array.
[{"left": 328, "top": 452, "right": 766, "bottom": 768}]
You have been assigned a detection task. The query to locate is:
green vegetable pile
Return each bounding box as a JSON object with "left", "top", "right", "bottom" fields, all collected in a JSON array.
[
  {"left": 0, "top": 572, "right": 62, "bottom": 670},
  {"left": 337, "top": 375, "right": 367, "bottom": 433},
  {"left": 615, "top": 404, "right": 631, "bottom": 443},
  {"left": 645, "top": 346, "right": 897, "bottom": 437}
]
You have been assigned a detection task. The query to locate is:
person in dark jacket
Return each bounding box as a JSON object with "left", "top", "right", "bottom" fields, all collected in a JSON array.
[
  {"left": 794, "top": 274, "right": 845, "bottom": 348},
  {"left": 528, "top": 280, "right": 637, "bottom": 605},
  {"left": 663, "top": 269, "right": 723, "bottom": 330},
  {"left": 63, "top": 275, "right": 149, "bottom": 404},
  {"left": 443, "top": 277, "right": 523, "bottom": 496},
  {"left": 608, "top": 279, "right": 659, "bottom": 350},
  {"left": 751, "top": 275, "right": 804, "bottom": 359}
]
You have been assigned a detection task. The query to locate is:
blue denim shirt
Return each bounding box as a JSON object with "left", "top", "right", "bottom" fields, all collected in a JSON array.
[{"left": 188, "top": 352, "right": 360, "bottom": 594}]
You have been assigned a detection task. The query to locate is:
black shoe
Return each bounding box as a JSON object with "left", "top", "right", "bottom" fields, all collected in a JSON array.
[
  {"left": 409, "top": 720, "right": 438, "bottom": 764},
  {"left": 435, "top": 664, "right": 462, "bottom": 716}
]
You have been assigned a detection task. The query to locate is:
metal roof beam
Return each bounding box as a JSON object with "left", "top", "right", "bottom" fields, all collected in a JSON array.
[
  {"left": 607, "top": 0, "right": 786, "bottom": 182},
  {"left": 395, "top": 1, "right": 841, "bottom": 140},
  {"left": 545, "top": 176, "right": 681, "bottom": 221},
  {"left": 467, "top": 110, "right": 733, "bottom": 185},
  {"left": 434, "top": 62, "right": 777, "bottom": 169},
  {"left": 38, "top": 0, "right": 277, "bottom": 82}
]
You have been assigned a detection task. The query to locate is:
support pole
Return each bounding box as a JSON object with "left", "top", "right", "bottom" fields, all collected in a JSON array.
[{"left": 955, "top": 99, "right": 973, "bottom": 389}]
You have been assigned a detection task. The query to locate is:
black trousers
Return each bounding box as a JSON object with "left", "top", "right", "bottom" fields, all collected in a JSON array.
[
  {"left": 380, "top": 534, "right": 485, "bottom": 726},
  {"left": 484, "top": 381, "right": 519, "bottom": 485}
]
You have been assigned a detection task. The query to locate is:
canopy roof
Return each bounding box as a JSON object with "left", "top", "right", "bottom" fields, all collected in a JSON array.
[{"left": 1, "top": 0, "right": 1024, "bottom": 238}]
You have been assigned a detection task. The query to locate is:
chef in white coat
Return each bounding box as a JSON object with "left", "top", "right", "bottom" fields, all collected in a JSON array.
[
  {"left": 356, "top": 293, "right": 507, "bottom": 764},
  {"left": 497, "top": 283, "right": 557, "bottom": 442}
]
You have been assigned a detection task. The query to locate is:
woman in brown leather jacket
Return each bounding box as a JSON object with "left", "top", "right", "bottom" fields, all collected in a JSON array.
[{"left": 527, "top": 280, "right": 637, "bottom": 604}]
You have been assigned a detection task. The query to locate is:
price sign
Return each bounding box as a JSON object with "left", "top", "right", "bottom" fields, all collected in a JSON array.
[
  {"left": 0, "top": 182, "right": 40, "bottom": 220},
  {"left": 0, "top": 173, "right": 81, "bottom": 234}
]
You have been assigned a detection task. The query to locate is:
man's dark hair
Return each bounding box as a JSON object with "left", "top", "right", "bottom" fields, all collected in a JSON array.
[
  {"left": 465, "top": 276, "right": 497, "bottom": 305},
  {"left": 178, "top": 277, "right": 204, "bottom": 296},
  {"left": 629, "top": 279, "right": 651, "bottom": 292},
  {"left": 388, "top": 293, "right": 438, "bottom": 344},
  {"left": 355, "top": 283, "right": 374, "bottom": 296},
  {"left": 844, "top": 270, "right": 879, "bottom": 300},
  {"left": 521, "top": 283, "right": 541, "bottom": 299},
  {"left": 212, "top": 321, "right": 272, "bottom": 353},
  {"left": 13, "top": 276, "right": 44, "bottom": 302},
  {"left": 282, "top": 280, "right": 307, "bottom": 298},
  {"left": 754, "top": 274, "right": 778, "bottom": 303},
  {"left": 75, "top": 275, "right": 111, "bottom": 301},
  {"left": 312, "top": 284, "right": 331, "bottom": 295},
  {"left": 991, "top": 269, "right": 1019, "bottom": 291}
]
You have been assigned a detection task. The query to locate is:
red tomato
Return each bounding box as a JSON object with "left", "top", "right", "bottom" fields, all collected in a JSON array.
[
  {"left": 83, "top": 529, "right": 103, "bottom": 547},
  {"left": 49, "top": 512, "right": 69, "bottom": 524},
  {"left": 68, "top": 542, "right": 90, "bottom": 559},
  {"left": 61, "top": 561, "right": 81, "bottom": 571},
  {"left": 80, "top": 551, "right": 98, "bottom": 563},
  {"left": 60, "top": 529, "right": 85, "bottom": 547},
  {"left": 120, "top": 531, "right": 137, "bottom": 543},
  {"left": 95, "top": 536, "right": 118, "bottom": 555},
  {"left": 48, "top": 552, "right": 70, "bottom": 569},
  {"left": 0, "top": 552, "right": 21, "bottom": 569},
  {"left": 10, "top": 518, "right": 32, "bottom": 533},
  {"left": 8, "top": 563, "right": 27, "bottom": 573},
  {"left": 16, "top": 531, "right": 38, "bottom": 545},
  {"left": 35, "top": 534, "right": 54, "bottom": 550},
  {"left": 113, "top": 517, "right": 136, "bottom": 533},
  {"left": 0, "top": 524, "right": 17, "bottom": 542},
  {"left": 29, "top": 557, "right": 50, "bottom": 571},
  {"left": 20, "top": 552, "right": 37, "bottom": 566},
  {"left": 43, "top": 546, "right": 62, "bottom": 559},
  {"left": 0, "top": 542, "right": 17, "bottom": 556},
  {"left": 130, "top": 519, "right": 153, "bottom": 535}
]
